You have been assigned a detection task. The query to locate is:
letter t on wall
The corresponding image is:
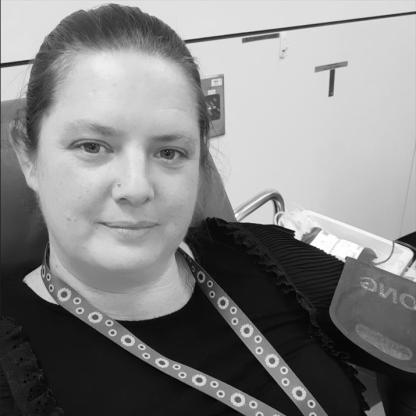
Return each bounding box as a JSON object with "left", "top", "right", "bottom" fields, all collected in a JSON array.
[{"left": 315, "top": 61, "right": 348, "bottom": 97}]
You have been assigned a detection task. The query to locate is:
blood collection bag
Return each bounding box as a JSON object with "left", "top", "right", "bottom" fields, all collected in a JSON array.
[{"left": 330, "top": 257, "right": 416, "bottom": 373}]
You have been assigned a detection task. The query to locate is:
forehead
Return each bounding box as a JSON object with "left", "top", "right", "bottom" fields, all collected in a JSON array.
[{"left": 42, "top": 50, "right": 199, "bottom": 136}]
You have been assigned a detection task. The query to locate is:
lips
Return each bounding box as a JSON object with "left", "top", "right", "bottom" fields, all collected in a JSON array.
[{"left": 100, "top": 221, "right": 158, "bottom": 230}]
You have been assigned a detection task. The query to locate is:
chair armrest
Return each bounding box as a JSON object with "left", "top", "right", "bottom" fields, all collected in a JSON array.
[{"left": 234, "top": 189, "right": 284, "bottom": 222}]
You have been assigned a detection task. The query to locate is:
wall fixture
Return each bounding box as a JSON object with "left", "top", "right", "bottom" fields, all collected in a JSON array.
[{"left": 201, "top": 74, "right": 225, "bottom": 138}]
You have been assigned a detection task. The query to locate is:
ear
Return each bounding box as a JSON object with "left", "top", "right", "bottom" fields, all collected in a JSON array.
[{"left": 11, "top": 140, "right": 39, "bottom": 193}]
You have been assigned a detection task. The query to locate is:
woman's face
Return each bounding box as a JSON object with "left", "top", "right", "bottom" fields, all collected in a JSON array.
[{"left": 25, "top": 51, "right": 201, "bottom": 282}]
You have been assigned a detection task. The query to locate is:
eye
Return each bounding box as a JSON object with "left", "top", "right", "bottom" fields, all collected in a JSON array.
[
  {"left": 157, "top": 149, "right": 185, "bottom": 161},
  {"left": 74, "top": 141, "right": 111, "bottom": 154}
]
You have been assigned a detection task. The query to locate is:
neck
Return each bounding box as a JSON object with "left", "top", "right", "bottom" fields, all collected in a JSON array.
[{"left": 46, "top": 246, "right": 195, "bottom": 321}]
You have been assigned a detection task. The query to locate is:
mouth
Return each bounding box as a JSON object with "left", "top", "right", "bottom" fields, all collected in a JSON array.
[
  {"left": 99, "top": 221, "right": 158, "bottom": 230},
  {"left": 98, "top": 221, "right": 158, "bottom": 241}
]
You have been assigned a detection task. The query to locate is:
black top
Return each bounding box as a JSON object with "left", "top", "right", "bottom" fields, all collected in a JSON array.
[{"left": 0, "top": 219, "right": 414, "bottom": 416}]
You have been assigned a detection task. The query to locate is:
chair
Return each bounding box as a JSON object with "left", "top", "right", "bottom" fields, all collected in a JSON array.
[{"left": 1, "top": 99, "right": 49, "bottom": 275}]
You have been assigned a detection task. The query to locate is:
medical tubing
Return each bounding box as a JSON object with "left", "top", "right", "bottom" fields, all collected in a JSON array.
[{"left": 373, "top": 241, "right": 396, "bottom": 266}]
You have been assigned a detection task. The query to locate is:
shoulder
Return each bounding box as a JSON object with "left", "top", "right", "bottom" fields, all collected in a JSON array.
[
  {"left": 186, "top": 217, "right": 290, "bottom": 250},
  {"left": 188, "top": 217, "right": 311, "bottom": 250},
  {"left": 188, "top": 218, "right": 343, "bottom": 273},
  {"left": 187, "top": 217, "right": 344, "bottom": 312}
]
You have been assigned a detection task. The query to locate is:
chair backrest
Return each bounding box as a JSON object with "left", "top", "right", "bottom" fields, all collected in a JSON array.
[{"left": 1, "top": 98, "right": 235, "bottom": 274}]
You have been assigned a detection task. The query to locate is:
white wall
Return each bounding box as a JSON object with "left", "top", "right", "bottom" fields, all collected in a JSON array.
[{"left": 188, "top": 14, "right": 416, "bottom": 239}]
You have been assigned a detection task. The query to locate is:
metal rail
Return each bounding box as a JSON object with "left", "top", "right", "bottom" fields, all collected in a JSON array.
[{"left": 234, "top": 190, "right": 285, "bottom": 223}]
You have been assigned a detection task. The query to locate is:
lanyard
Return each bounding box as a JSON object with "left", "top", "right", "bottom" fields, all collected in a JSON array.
[{"left": 41, "top": 245, "right": 326, "bottom": 416}]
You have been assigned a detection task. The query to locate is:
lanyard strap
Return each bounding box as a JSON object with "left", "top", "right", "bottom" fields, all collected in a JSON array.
[{"left": 41, "top": 245, "right": 326, "bottom": 416}]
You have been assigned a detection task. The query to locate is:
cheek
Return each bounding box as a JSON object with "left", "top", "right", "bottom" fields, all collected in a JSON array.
[
  {"left": 36, "top": 158, "right": 103, "bottom": 225},
  {"left": 161, "top": 167, "right": 200, "bottom": 221}
]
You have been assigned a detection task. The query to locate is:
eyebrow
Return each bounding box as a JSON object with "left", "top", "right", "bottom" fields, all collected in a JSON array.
[
  {"left": 63, "top": 120, "right": 197, "bottom": 144},
  {"left": 151, "top": 134, "right": 196, "bottom": 146},
  {"left": 63, "top": 120, "right": 123, "bottom": 138}
]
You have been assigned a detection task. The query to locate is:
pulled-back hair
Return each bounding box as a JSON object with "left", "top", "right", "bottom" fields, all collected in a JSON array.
[{"left": 12, "top": 3, "right": 211, "bottom": 171}]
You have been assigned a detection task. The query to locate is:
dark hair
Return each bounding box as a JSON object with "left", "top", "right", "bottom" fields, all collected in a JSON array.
[{"left": 12, "top": 3, "right": 211, "bottom": 173}]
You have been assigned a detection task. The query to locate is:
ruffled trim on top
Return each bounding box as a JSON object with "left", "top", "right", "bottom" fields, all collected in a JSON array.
[
  {"left": 0, "top": 316, "right": 64, "bottom": 416},
  {"left": 198, "top": 217, "right": 370, "bottom": 415}
]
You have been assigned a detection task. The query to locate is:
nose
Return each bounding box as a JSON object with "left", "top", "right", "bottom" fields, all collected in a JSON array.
[{"left": 111, "top": 150, "right": 155, "bottom": 205}]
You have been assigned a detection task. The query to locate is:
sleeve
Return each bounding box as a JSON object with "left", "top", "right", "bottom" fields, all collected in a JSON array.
[
  {"left": 240, "top": 223, "right": 415, "bottom": 374},
  {"left": 0, "top": 317, "right": 64, "bottom": 416}
]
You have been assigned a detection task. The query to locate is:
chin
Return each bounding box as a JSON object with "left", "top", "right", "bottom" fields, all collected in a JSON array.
[{"left": 87, "top": 242, "right": 167, "bottom": 273}]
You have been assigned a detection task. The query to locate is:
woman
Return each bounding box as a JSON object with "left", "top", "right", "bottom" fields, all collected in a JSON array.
[{"left": 1, "top": 4, "right": 414, "bottom": 416}]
